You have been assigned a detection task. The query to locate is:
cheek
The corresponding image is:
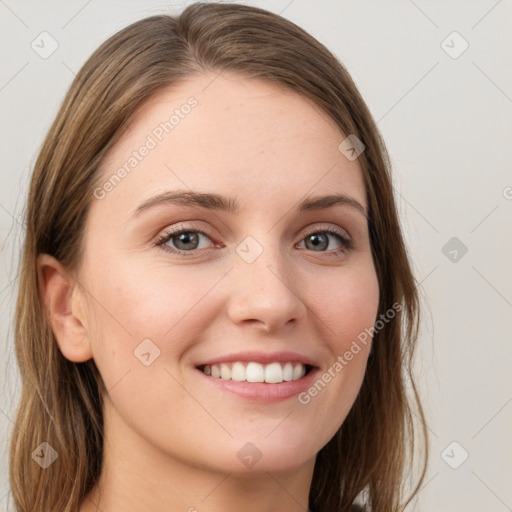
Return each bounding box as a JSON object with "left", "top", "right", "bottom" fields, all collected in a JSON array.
[
  {"left": 83, "top": 261, "right": 221, "bottom": 379},
  {"left": 298, "top": 264, "right": 379, "bottom": 404},
  {"left": 311, "top": 264, "right": 380, "bottom": 348}
]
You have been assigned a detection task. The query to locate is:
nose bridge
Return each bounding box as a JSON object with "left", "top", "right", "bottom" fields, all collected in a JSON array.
[{"left": 227, "top": 232, "right": 305, "bottom": 331}]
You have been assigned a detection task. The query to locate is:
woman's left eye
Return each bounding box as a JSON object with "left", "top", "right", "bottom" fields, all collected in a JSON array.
[
  {"left": 154, "top": 225, "right": 353, "bottom": 257},
  {"left": 297, "top": 227, "right": 353, "bottom": 256}
]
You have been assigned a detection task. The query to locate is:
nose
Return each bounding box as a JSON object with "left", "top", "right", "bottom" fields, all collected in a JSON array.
[{"left": 226, "top": 242, "right": 307, "bottom": 333}]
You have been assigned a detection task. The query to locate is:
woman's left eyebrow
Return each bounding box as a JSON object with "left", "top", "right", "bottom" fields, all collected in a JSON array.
[
  {"left": 130, "top": 190, "right": 367, "bottom": 219},
  {"left": 297, "top": 193, "right": 367, "bottom": 218}
]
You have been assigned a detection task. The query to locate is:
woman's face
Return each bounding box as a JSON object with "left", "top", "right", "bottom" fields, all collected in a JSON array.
[{"left": 73, "top": 72, "right": 379, "bottom": 475}]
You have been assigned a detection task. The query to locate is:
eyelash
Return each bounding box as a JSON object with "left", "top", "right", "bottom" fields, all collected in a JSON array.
[{"left": 154, "top": 224, "right": 353, "bottom": 258}]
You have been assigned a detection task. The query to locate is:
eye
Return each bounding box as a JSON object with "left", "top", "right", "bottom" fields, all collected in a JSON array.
[
  {"left": 297, "top": 226, "right": 353, "bottom": 257},
  {"left": 154, "top": 226, "right": 215, "bottom": 256}
]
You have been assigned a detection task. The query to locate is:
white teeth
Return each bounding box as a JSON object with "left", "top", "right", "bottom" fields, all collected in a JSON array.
[
  {"left": 246, "top": 362, "right": 265, "bottom": 382},
  {"left": 202, "top": 361, "right": 308, "bottom": 383},
  {"left": 220, "top": 363, "right": 231, "bottom": 380},
  {"left": 292, "top": 363, "right": 306, "bottom": 380},
  {"left": 283, "top": 362, "right": 293, "bottom": 381},
  {"left": 231, "top": 362, "right": 246, "bottom": 382},
  {"left": 264, "top": 362, "right": 283, "bottom": 383}
]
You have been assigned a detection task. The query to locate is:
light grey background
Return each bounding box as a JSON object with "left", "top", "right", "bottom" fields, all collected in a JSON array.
[{"left": 1, "top": 1, "right": 511, "bottom": 511}]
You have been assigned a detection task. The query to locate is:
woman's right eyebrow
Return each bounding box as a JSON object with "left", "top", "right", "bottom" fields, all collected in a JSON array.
[
  {"left": 130, "top": 190, "right": 367, "bottom": 219},
  {"left": 131, "top": 190, "right": 238, "bottom": 217}
]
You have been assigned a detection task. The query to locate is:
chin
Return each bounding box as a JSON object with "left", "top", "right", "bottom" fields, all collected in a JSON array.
[{"left": 214, "top": 434, "right": 321, "bottom": 475}]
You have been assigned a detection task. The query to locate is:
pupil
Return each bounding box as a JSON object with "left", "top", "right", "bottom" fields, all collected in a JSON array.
[
  {"left": 177, "top": 232, "right": 198, "bottom": 250},
  {"left": 308, "top": 233, "right": 327, "bottom": 250}
]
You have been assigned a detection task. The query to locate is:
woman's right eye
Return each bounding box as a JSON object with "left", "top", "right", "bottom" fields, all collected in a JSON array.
[{"left": 154, "top": 227, "right": 215, "bottom": 256}]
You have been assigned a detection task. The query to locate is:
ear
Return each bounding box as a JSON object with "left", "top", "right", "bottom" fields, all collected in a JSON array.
[{"left": 37, "top": 254, "right": 93, "bottom": 362}]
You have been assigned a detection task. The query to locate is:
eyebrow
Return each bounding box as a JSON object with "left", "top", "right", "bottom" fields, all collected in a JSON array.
[{"left": 131, "top": 190, "right": 367, "bottom": 218}]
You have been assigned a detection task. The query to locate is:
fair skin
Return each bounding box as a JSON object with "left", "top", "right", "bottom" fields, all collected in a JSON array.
[{"left": 39, "top": 72, "right": 379, "bottom": 512}]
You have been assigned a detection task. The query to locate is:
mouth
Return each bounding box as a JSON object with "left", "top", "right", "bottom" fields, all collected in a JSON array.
[
  {"left": 193, "top": 350, "right": 320, "bottom": 401},
  {"left": 196, "top": 361, "right": 315, "bottom": 384}
]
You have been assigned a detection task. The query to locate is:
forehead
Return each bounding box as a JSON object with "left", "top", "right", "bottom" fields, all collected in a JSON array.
[{"left": 93, "top": 72, "right": 366, "bottom": 220}]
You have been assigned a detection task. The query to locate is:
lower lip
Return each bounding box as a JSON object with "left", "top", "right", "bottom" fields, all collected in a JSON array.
[{"left": 196, "top": 367, "right": 319, "bottom": 402}]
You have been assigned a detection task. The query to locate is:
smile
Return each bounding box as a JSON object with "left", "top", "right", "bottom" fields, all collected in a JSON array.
[{"left": 198, "top": 361, "right": 311, "bottom": 383}]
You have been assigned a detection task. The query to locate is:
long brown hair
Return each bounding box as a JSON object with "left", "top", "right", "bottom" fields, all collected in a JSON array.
[{"left": 9, "top": 3, "right": 429, "bottom": 511}]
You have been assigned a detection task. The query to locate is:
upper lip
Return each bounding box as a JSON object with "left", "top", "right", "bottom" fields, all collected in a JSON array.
[{"left": 195, "top": 350, "right": 318, "bottom": 368}]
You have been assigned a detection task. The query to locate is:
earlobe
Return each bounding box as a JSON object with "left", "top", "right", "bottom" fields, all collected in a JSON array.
[{"left": 37, "top": 254, "right": 93, "bottom": 363}]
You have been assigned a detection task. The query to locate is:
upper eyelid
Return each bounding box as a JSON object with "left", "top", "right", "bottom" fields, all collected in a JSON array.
[{"left": 301, "top": 224, "right": 350, "bottom": 239}]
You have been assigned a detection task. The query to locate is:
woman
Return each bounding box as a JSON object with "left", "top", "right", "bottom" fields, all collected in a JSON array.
[{"left": 9, "top": 3, "right": 428, "bottom": 511}]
